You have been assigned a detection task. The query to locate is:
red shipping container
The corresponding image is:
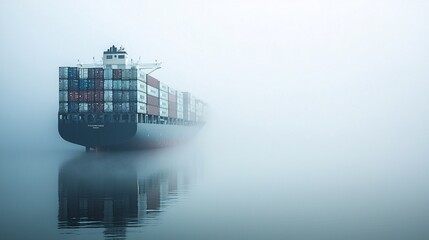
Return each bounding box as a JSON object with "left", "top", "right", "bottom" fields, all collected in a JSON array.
[
  {"left": 147, "top": 95, "right": 159, "bottom": 107},
  {"left": 168, "top": 93, "right": 177, "bottom": 102},
  {"left": 147, "top": 105, "right": 159, "bottom": 116},
  {"left": 147, "top": 75, "right": 159, "bottom": 88},
  {"left": 168, "top": 108, "right": 177, "bottom": 118},
  {"left": 68, "top": 91, "right": 80, "bottom": 102},
  {"left": 94, "top": 91, "right": 104, "bottom": 102}
]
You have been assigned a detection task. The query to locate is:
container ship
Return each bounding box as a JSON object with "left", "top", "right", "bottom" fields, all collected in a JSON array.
[{"left": 58, "top": 45, "right": 207, "bottom": 150}]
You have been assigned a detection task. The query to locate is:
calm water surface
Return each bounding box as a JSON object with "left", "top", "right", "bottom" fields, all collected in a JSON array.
[{"left": 1, "top": 130, "right": 429, "bottom": 240}]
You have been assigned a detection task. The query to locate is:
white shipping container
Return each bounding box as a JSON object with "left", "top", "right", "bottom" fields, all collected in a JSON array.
[
  {"left": 79, "top": 103, "right": 89, "bottom": 112},
  {"left": 104, "top": 102, "right": 113, "bottom": 112},
  {"left": 138, "top": 81, "right": 146, "bottom": 92},
  {"left": 79, "top": 68, "right": 88, "bottom": 79},
  {"left": 138, "top": 92, "right": 147, "bottom": 103},
  {"left": 104, "top": 80, "right": 113, "bottom": 90},
  {"left": 147, "top": 85, "right": 159, "bottom": 97},
  {"left": 59, "top": 91, "right": 68, "bottom": 102},
  {"left": 104, "top": 69, "right": 113, "bottom": 80},
  {"left": 177, "top": 97, "right": 184, "bottom": 105},
  {"left": 104, "top": 90, "right": 113, "bottom": 101},
  {"left": 160, "top": 91, "right": 168, "bottom": 100},
  {"left": 169, "top": 87, "right": 176, "bottom": 95},
  {"left": 160, "top": 108, "right": 168, "bottom": 117},
  {"left": 59, "top": 80, "right": 68, "bottom": 91},
  {"left": 177, "top": 104, "right": 184, "bottom": 112},
  {"left": 59, "top": 67, "right": 68, "bottom": 79},
  {"left": 59, "top": 103, "right": 68, "bottom": 113},
  {"left": 160, "top": 99, "right": 169, "bottom": 109},
  {"left": 160, "top": 82, "right": 169, "bottom": 92},
  {"left": 177, "top": 111, "right": 184, "bottom": 119},
  {"left": 137, "top": 102, "right": 146, "bottom": 113}
]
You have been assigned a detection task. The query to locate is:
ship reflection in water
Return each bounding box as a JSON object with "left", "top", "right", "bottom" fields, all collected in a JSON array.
[{"left": 57, "top": 150, "right": 198, "bottom": 239}]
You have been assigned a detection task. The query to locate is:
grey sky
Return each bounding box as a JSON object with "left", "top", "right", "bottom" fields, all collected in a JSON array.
[{"left": 1, "top": 0, "right": 428, "bottom": 151}]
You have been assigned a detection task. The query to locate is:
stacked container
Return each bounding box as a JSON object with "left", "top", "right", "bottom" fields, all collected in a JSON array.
[
  {"left": 159, "top": 82, "right": 169, "bottom": 118},
  {"left": 146, "top": 75, "right": 160, "bottom": 116},
  {"left": 104, "top": 68, "right": 147, "bottom": 114},
  {"left": 59, "top": 67, "right": 147, "bottom": 115},
  {"left": 176, "top": 92, "right": 184, "bottom": 120},
  {"left": 59, "top": 66, "right": 207, "bottom": 123}
]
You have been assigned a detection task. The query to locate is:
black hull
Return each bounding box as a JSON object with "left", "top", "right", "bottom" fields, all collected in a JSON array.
[{"left": 58, "top": 121, "right": 201, "bottom": 150}]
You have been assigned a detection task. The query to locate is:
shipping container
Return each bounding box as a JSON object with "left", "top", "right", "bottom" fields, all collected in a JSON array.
[
  {"left": 68, "top": 67, "right": 78, "bottom": 80},
  {"left": 81, "top": 91, "right": 94, "bottom": 102},
  {"left": 104, "top": 80, "right": 113, "bottom": 90},
  {"left": 59, "top": 103, "right": 68, "bottom": 113},
  {"left": 104, "top": 68, "right": 113, "bottom": 80},
  {"left": 130, "top": 68, "right": 146, "bottom": 81},
  {"left": 68, "top": 91, "right": 80, "bottom": 102},
  {"left": 160, "top": 82, "right": 169, "bottom": 92},
  {"left": 160, "top": 108, "right": 168, "bottom": 117},
  {"left": 160, "top": 91, "right": 168, "bottom": 101},
  {"left": 169, "top": 93, "right": 176, "bottom": 102},
  {"left": 147, "top": 95, "right": 159, "bottom": 106},
  {"left": 59, "top": 67, "right": 68, "bottom": 79},
  {"left": 104, "top": 102, "right": 113, "bottom": 112},
  {"left": 114, "top": 103, "right": 129, "bottom": 112},
  {"left": 138, "top": 92, "right": 147, "bottom": 103},
  {"left": 69, "top": 79, "right": 79, "bottom": 91},
  {"left": 95, "top": 79, "right": 104, "bottom": 90},
  {"left": 147, "top": 75, "right": 159, "bottom": 88},
  {"left": 69, "top": 103, "right": 79, "bottom": 113},
  {"left": 160, "top": 99, "right": 169, "bottom": 109},
  {"left": 59, "top": 91, "right": 68, "bottom": 102},
  {"left": 147, "top": 105, "right": 159, "bottom": 116},
  {"left": 168, "top": 108, "right": 177, "bottom": 118},
  {"left": 177, "top": 111, "right": 184, "bottom": 119},
  {"left": 79, "top": 68, "right": 88, "bottom": 80},
  {"left": 104, "top": 90, "right": 113, "bottom": 102},
  {"left": 94, "top": 68, "right": 104, "bottom": 79},
  {"left": 138, "top": 81, "right": 146, "bottom": 92},
  {"left": 147, "top": 85, "right": 159, "bottom": 97},
  {"left": 169, "top": 87, "right": 176, "bottom": 95},
  {"left": 93, "top": 103, "right": 104, "bottom": 113},
  {"left": 122, "top": 69, "right": 130, "bottom": 80},
  {"left": 88, "top": 80, "right": 95, "bottom": 90},
  {"left": 113, "top": 80, "right": 122, "bottom": 90},
  {"left": 59, "top": 79, "right": 68, "bottom": 91},
  {"left": 113, "top": 69, "right": 122, "bottom": 80},
  {"left": 177, "top": 91, "right": 184, "bottom": 98},
  {"left": 177, "top": 104, "right": 184, "bottom": 112},
  {"left": 87, "top": 68, "right": 95, "bottom": 79},
  {"left": 113, "top": 91, "right": 122, "bottom": 102},
  {"left": 94, "top": 91, "right": 104, "bottom": 102},
  {"left": 130, "top": 102, "right": 147, "bottom": 113},
  {"left": 79, "top": 103, "right": 89, "bottom": 112},
  {"left": 79, "top": 80, "right": 88, "bottom": 90},
  {"left": 122, "top": 91, "right": 130, "bottom": 102},
  {"left": 122, "top": 80, "right": 130, "bottom": 90},
  {"left": 177, "top": 97, "right": 183, "bottom": 105}
]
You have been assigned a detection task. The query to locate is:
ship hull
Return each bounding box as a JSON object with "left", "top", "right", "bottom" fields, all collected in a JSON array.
[{"left": 58, "top": 121, "right": 201, "bottom": 150}]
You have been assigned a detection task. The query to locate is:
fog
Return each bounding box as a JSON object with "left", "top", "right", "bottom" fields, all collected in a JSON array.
[{"left": 1, "top": 0, "right": 429, "bottom": 239}]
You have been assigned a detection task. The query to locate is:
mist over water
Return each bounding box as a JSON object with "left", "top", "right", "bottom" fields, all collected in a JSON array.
[{"left": 1, "top": 0, "right": 429, "bottom": 239}]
